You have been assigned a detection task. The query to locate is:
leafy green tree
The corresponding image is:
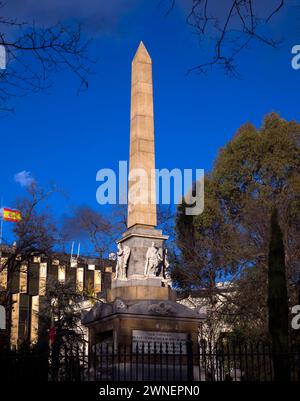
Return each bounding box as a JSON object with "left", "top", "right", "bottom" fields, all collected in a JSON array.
[{"left": 175, "top": 113, "right": 300, "bottom": 338}]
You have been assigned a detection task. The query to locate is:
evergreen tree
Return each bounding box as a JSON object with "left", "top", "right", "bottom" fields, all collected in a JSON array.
[{"left": 267, "top": 209, "right": 290, "bottom": 381}]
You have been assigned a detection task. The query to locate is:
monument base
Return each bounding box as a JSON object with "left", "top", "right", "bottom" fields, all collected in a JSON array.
[
  {"left": 83, "top": 298, "right": 205, "bottom": 381},
  {"left": 82, "top": 223, "right": 204, "bottom": 351},
  {"left": 83, "top": 297, "right": 205, "bottom": 349}
]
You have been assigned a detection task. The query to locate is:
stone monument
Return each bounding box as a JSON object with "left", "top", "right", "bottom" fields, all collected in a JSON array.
[{"left": 83, "top": 42, "right": 204, "bottom": 358}]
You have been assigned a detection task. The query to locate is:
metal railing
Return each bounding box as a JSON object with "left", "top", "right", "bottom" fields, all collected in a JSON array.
[{"left": 1, "top": 340, "right": 300, "bottom": 381}]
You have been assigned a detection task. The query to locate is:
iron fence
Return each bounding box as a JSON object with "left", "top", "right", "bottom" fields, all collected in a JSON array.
[
  {"left": 86, "top": 341, "right": 300, "bottom": 382},
  {"left": 1, "top": 340, "right": 300, "bottom": 382}
]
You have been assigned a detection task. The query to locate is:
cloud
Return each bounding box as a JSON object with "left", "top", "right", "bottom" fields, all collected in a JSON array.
[
  {"left": 14, "top": 170, "right": 36, "bottom": 188},
  {"left": 3, "top": 0, "right": 139, "bottom": 34}
]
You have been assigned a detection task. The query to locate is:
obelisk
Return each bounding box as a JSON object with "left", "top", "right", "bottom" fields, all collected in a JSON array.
[
  {"left": 128, "top": 41, "right": 157, "bottom": 228},
  {"left": 115, "top": 41, "right": 168, "bottom": 283},
  {"left": 82, "top": 43, "right": 204, "bottom": 356}
]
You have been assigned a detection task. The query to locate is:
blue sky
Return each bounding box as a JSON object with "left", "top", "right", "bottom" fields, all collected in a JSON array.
[{"left": 0, "top": 1, "right": 300, "bottom": 246}]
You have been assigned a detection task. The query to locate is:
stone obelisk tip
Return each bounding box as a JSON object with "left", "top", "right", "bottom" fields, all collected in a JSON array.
[
  {"left": 128, "top": 41, "right": 156, "bottom": 228},
  {"left": 133, "top": 41, "right": 152, "bottom": 64}
]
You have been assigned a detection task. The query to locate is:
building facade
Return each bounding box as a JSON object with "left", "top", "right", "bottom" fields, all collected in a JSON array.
[{"left": 0, "top": 245, "right": 114, "bottom": 347}]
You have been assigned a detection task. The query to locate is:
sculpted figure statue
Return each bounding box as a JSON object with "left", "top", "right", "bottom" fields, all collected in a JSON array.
[
  {"left": 115, "top": 243, "right": 131, "bottom": 280},
  {"left": 144, "top": 242, "right": 162, "bottom": 277},
  {"left": 163, "top": 248, "right": 172, "bottom": 285}
]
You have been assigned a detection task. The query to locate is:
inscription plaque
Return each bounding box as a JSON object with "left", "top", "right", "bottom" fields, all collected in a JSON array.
[{"left": 132, "top": 330, "right": 187, "bottom": 354}]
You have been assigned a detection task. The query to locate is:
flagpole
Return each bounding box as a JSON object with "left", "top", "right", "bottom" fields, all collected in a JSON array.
[
  {"left": 0, "top": 214, "right": 2, "bottom": 263},
  {"left": 0, "top": 218, "right": 3, "bottom": 245}
]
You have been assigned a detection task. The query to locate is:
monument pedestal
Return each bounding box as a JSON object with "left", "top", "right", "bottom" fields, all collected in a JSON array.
[
  {"left": 83, "top": 297, "right": 204, "bottom": 349},
  {"left": 82, "top": 216, "right": 204, "bottom": 351},
  {"left": 83, "top": 224, "right": 204, "bottom": 349},
  {"left": 82, "top": 295, "right": 205, "bottom": 380}
]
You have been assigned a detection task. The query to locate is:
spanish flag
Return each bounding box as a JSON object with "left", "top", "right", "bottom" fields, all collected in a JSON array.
[{"left": 2, "top": 208, "right": 22, "bottom": 222}]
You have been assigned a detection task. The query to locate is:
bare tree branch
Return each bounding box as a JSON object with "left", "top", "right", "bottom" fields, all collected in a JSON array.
[
  {"left": 0, "top": 3, "right": 95, "bottom": 113},
  {"left": 165, "top": 0, "right": 286, "bottom": 77}
]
